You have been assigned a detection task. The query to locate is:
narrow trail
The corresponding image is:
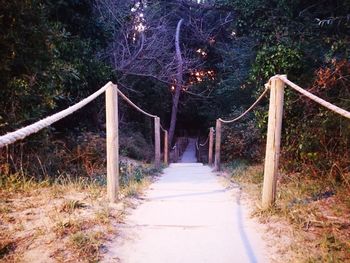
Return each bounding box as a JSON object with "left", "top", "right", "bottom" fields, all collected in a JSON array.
[
  {"left": 103, "top": 142, "right": 268, "bottom": 263},
  {"left": 180, "top": 138, "right": 197, "bottom": 163}
]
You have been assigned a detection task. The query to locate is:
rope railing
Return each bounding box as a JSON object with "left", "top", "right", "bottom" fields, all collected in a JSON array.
[
  {"left": 116, "top": 89, "right": 157, "bottom": 118},
  {"left": 115, "top": 88, "right": 165, "bottom": 168},
  {"left": 0, "top": 83, "right": 164, "bottom": 148},
  {"left": 277, "top": 75, "right": 350, "bottom": 119},
  {"left": 213, "top": 86, "right": 269, "bottom": 171},
  {"left": 0, "top": 81, "right": 170, "bottom": 202},
  {"left": 0, "top": 82, "right": 112, "bottom": 148},
  {"left": 199, "top": 135, "right": 210, "bottom": 147},
  {"left": 160, "top": 124, "right": 167, "bottom": 133},
  {"left": 195, "top": 134, "right": 209, "bottom": 150},
  {"left": 211, "top": 74, "right": 349, "bottom": 209},
  {"left": 218, "top": 87, "right": 269, "bottom": 124}
]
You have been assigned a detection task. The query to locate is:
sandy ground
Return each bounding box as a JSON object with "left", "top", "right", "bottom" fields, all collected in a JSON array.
[
  {"left": 180, "top": 138, "right": 197, "bottom": 163},
  {"left": 103, "top": 143, "right": 269, "bottom": 263}
]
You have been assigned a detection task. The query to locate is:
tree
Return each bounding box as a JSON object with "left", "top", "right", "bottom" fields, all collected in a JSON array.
[
  {"left": 96, "top": 0, "right": 236, "bottom": 143},
  {"left": 169, "top": 19, "right": 185, "bottom": 144}
]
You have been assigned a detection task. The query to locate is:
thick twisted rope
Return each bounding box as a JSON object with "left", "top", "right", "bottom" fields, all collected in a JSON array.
[
  {"left": 0, "top": 82, "right": 112, "bottom": 148},
  {"left": 159, "top": 124, "right": 167, "bottom": 133},
  {"left": 117, "top": 89, "right": 157, "bottom": 118},
  {"left": 199, "top": 135, "right": 210, "bottom": 147},
  {"left": 278, "top": 75, "right": 350, "bottom": 119},
  {"left": 219, "top": 87, "right": 269, "bottom": 124}
]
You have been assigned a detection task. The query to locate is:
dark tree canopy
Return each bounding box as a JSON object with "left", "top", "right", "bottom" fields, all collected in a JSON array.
[{"left": 0, "top": 0, "right": 349, "bottom": 178}]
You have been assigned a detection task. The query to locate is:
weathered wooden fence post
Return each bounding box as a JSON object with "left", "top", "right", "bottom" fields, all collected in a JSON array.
[
  {"left": 208, "top": 127, "right": 214, "bottom": 165},
  {"left": 154, "top": 117, "right": 161, "bottom": 168},
  {"left": 164, "top": 130, "right": 168, "bottom": 165},
  {"left": 106, "top": 83, "right": 119, "bottom": 202},
  {"left": 262, "top": 75, "right": 285, "bottom": 209},
  {"left": 214, "top": 119, "right": 222, "bottom": 171}
]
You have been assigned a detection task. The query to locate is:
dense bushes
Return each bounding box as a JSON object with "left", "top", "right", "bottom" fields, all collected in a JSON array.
[
  {"left": 218, "top": 0, "right": 350, "bottom": 181},
  {"left": 0, "top": 0, "right": 113, "bottom": 133},
  {"left": 221, "top": 118, "right": 263, "bottom": 162},
  {"left": 281, "top": 60, "right": 350, "bottom": 177},
  {"left": 0, "top": 0, "right": 155, "bottom": 180},
  {"left": 120, "top": 131, "right": 154, "bottom": 162},
  {"left": 0, "top": 0, "right": 349, "bottom": 182}
]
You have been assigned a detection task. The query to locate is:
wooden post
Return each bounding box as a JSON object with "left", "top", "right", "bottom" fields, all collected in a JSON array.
[
  {"left": 154, "top": 117, "right": 161, "bottom": 168},
  {"left": 208, "top": 127, "right": 214, "bottom": 165},
  {"left": 262, "top": 75, "right": 285, "bottom": 209},
  {"left": 106, "top": 83, "right": 119, "bottom": 202},
  {"left": 214, "top": 119, "right": 222, "bottom": 171},
  {"left": 164, "top": 130, "right": 168, "bottom": 165}
]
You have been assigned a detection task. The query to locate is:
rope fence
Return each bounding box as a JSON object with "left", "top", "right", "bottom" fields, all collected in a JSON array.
[
  {"left": 218, "top": 87, "right": 269, "bottom": 124},
  {"left": 0, "top": 82, "right": 169, "bottom": 203},
  {"left": 0, "top": 82, "right": 112, "bottom": 148},
  {"left": 160, "top": 124, "right": 167, "bottom": 133},
  {"left": 200, "top": 134, "right": 210, "bottom": 147},
  {"left": 116, "top": 89, "right": 157, "bottom": 118},
  {"left": 196, "top": 135, "right": 209, "bottom": 163},
  {"left": 277, "top": 75, "right": 350, "bottom": 119},
  {"left": 2, "top": 73, "right": 348, "bottom": 207},
  {"left": 195, "top": 128, "right": 214, "bottom": 164},
  {"left": 210, "top": 74, "right": 349, "bottom": 209}
]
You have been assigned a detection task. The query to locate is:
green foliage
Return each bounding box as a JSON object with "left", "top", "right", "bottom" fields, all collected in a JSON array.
[
  {"left": 250, "top": 44, "right": 302, "bottom": 82},
  {"left": 120, "top": 130, "right": 154, "bottom": 161},
  {"left": 119, "top": 161, "right": 156, "bottom": 188},
  {"left": 221, "top": 117, "right": 263, "bottom": 162},
  {"left": 0, "top": 0, "right": 349, "bottom": 183},
  {"left": 216, "top": 0, "right": 350, "bottom": 179},
  {"left": 0, "top": 0, "right": 114, "bottom": 133}
]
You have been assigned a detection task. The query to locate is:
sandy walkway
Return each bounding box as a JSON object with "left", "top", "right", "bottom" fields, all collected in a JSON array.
[
  {"left": 103, "top": 162, "right": 269, "bottom": 263},
  {"left": 180, "top": 138, "right": 197, "bottom": 163}
]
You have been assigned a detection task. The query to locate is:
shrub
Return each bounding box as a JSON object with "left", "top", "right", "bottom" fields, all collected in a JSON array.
[
  {"left": 221, "top": 115, "right": 263, "bottom": 162},
  {"left": 119, "top": 131, "right": 153, "bottom": 161}
]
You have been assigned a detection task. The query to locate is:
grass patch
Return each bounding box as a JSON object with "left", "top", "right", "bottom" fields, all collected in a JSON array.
[
  {"left": 53, "top": 219, "right": 87, "bottom": 238},
  {"left": 69, "top": 231, "right": 103, "bottom": 262},
  {"left": 95, "top": 207, "right": 112, "bottom": 225},
  {"left": 0, "top": 158, "right": 160, "bottom": 262},
  {"left": 225, "top": 159, "right": 350, "bottom": 262},
  {"left": 60, "top": 200, "right": 87, "bottom": 213}
]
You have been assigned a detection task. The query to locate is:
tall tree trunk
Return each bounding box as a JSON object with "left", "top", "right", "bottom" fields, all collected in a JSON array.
[{"left": 168, "top": 18, "right": 184, "bottom": 145}]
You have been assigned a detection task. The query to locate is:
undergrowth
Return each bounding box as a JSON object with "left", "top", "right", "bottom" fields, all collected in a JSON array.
[
  {"left": 226, "top": 159, "right": 350, "bottom": 262},
  {"left": 0, "top": 157, "right": 159, "bottom": 262}
]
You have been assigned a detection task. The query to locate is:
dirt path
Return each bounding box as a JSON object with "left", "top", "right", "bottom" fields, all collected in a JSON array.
[
  {"left": 180, "top": 138, "right": 197, "bottom": 163},
  {"left": 103, "top": 161, "right": 269, "bottom": 263}
]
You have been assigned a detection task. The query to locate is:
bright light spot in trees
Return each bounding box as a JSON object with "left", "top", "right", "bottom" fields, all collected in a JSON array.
[
  {"left": 196, "top": 48, "right": 207, "bottom": 57},
  {"left": 190, "top": 69, "right": 216, "bottom": 83},
  {"left": 134, "top": 22, "right": 146, "bottom": 32},
  {"left": 131, "top": 1, "right": 147, "bottom": 37}
]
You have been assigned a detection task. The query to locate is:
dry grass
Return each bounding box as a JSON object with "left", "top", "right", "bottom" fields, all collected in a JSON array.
[
  {"left": 225, "top": 160, "right": 350, "bottom": 262},
  {"left": 0, "top": 178, "right": 112, "bottom": 262},
  {"left": 0, "top": 160, "right": 158, "bottom": 262}
]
